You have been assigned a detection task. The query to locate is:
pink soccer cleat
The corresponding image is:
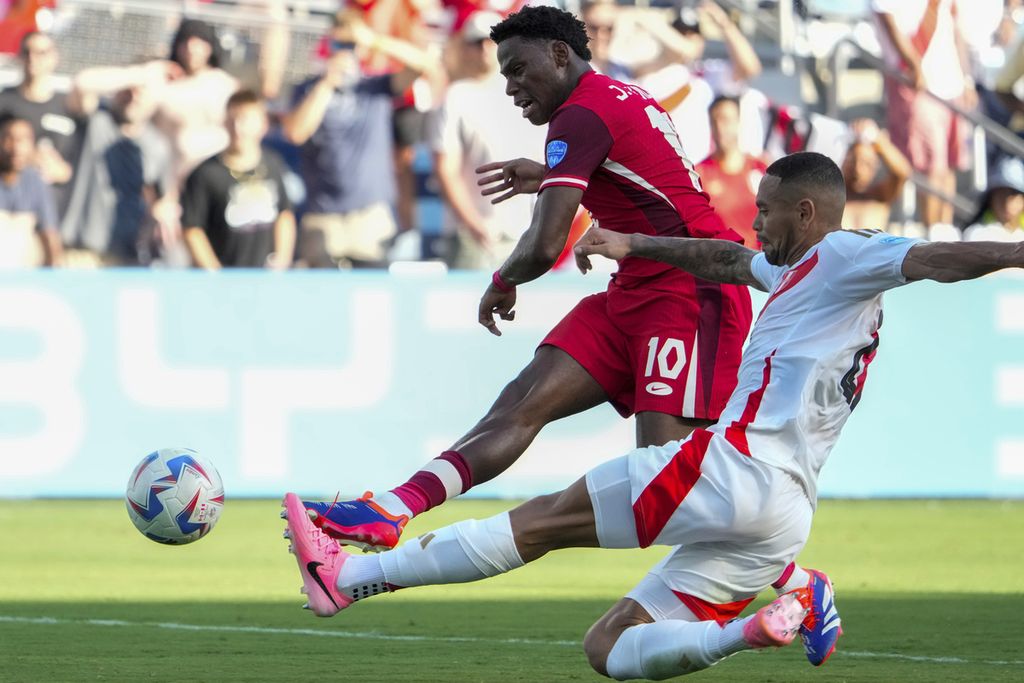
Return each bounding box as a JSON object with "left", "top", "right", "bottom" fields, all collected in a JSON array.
[
  {"left": 742, "top": 592, "right": 808, "bottom": 649},
  {"left": 281, "top": 492, "right": 352, "bottom": 617}
]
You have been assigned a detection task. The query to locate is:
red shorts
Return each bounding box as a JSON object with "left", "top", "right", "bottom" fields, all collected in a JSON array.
[{"left": 542, "top": 273, "right": 752, "bottom": 420}]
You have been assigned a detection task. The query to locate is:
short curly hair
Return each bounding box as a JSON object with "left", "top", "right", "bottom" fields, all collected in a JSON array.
[{"left": 490, "top": 6, "right": 592, "bottom": 62}]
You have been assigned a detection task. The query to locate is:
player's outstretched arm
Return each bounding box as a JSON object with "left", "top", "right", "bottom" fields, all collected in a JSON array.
[
  {"left": 478, "top": 185, "right": 583, "bottom": 335},
  {"left": 475, "top": 159, "right": 546, "bottom": 204},
  {"left": 902, "top": 241, "right": 1024, "bottom": 283},
  {"left": 574, "top": 227, "right": 766, "bottom": 291}
]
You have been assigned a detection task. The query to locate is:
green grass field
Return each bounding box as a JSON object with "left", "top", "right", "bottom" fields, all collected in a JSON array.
[{"left": 1, "top": 499, "right": 1021, "bottom": 682}]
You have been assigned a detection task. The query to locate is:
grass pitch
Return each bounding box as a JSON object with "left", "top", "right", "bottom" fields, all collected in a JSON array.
[{"left": 1, "top": 499, "right": 1021, "bottom": 682}]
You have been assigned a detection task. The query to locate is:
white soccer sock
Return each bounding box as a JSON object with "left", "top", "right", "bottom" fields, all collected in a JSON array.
[
  {"left": 774, "top": 564, "right": 811, "bottom": 595},
  {"left": 335, "top": 553, "right": 389, "bottom": 602},
  {"left": 375, "top": 512, "right": 524, "bottom": 589},
  {"left": 371, "top": 491, "right": 413, "bottom": 519},
  {"left": 604, "top": 617, "right": 756, "bottom": 680}
]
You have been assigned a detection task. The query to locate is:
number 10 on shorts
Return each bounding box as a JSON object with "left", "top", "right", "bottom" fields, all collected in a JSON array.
[{"left": 644, "top": 337, "right": 687, "bottom": 396}]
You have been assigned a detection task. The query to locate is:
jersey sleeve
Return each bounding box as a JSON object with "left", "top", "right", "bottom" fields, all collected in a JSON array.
[
  {"left": 750, "top": 251, "right": 787, "bottom": 291},
  {"left": 837, "top": 231, "right": 923, "bottom": 299},
  {"left": 539, "top": 104, "right": 613, "bottom": 193}
]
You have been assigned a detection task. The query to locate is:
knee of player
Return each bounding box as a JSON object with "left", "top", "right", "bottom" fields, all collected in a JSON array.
[{"left": 583, "top": 623, "right": 615, "bottom": 677}]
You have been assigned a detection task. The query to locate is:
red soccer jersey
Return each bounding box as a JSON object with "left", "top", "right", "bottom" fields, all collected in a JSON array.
[
  {"left": 540, "top": 71, "right": 741, "bottom": 288},
  {"left": 695, "top": 154, "right": 767, "bottom": 250}
]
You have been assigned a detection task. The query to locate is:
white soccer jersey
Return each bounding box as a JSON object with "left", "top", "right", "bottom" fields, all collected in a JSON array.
[{"left": 708, "top": 229, "right": 922, "bottom": 504}]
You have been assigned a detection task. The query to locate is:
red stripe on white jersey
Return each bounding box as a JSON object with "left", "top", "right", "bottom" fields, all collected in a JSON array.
[
  {"left": 632, "top": 429, "right": 714, "bottom": 548},
  {"left": 724, "top": 351, "right": 776, "bottom": 456},
  {"left": 758, "top": 251, "right": 819, "bottom": 319}
]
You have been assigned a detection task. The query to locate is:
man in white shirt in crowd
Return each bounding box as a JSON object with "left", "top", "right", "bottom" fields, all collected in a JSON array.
[{"left": 429, "top": 11, "right": 546, "bottom": 269}]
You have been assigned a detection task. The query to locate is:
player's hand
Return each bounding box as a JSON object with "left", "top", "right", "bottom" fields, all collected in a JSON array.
[
  {"left": 573, "top": 227, "right": 633, "bottom": 273},
  {"left": 475, "top": 159, "right": 545, "bottom": 204},
  {"left": 478, "top": 283, "right": 516, "bottom": 336}
]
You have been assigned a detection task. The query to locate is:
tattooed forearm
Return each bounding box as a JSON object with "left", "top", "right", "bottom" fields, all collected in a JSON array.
[{"left": 630, "top": 235, "right": 763, "bottom": 290}]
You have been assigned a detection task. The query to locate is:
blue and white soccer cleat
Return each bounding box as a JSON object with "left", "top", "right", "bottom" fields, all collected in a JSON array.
[
  {"left": 795, "top": 568, "right": 843, "bottom": 666},
  {"left": 302, "top": 493, "right": 408, "bottom": 553}
]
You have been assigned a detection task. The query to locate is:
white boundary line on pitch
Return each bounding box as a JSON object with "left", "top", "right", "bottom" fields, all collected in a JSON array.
[{"left": 3, "top": 615, "right": 1024, "bottom": 667}]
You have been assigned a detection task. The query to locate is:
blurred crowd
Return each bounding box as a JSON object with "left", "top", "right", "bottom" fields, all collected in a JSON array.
[{"left": 1, "top": 0, "right": 1024, "bottom": 271}]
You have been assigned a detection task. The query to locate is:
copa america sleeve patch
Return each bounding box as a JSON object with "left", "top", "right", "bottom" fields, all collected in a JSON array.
[{"left": 546, "top": 140, "right": 568, "bottom": 167}]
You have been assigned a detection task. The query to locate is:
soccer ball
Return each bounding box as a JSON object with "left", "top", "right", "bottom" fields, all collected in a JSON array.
[{"left": 125, "top": 448, "right": 224, "bottom": 545}]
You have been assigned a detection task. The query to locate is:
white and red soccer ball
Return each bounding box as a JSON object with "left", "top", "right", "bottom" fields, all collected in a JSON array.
[{"left": 125, "top": 448, "right": 224, "bottom": 545}]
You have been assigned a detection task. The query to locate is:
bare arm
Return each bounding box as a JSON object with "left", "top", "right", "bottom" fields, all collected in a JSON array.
[
  {"left": 72, "top": 61, "right": 179, "bottom": 115},
  {"left": 183, "top": 227, "right": 222, "bottom": 270},
  {"left": 281, "top": 79, "right": 334, "bottom": 146},
  {"left": 435, "top": 151, "right": 491, "bottom": 247},
  {"left": 875, "top": 11, "right": 925, "bottom": 89},
  {"left": 574, "top": 226, "right": 765, "bottom": 290},
  {"left": 39, "top": 229, "right": 64, "bottom": 267},
  {"left": 348, "top": 14, "right": 439, "bottom": 96},
  {"left": 271, "top": 210, "right": 296, "bottom": 270},
  {"left": 870, "top": 131, "right": 912, "bottom": 203},
  {"left": 700, "top": 1, "right": 762, "bottom": 83},
  {"left": 498, "top": 185, "right": 582, "bottom": 285},
  {"left": 477, "top": 185, "right": 580, "bottom": 336},
  {"left": 902, "top": 241, "right": 1024, "bottom": 282}
]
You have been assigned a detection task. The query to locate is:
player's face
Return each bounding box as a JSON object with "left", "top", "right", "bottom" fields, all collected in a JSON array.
[
  {"left": 497, "top": 36, "right": 570, "bottom": 125},
  {"left": 753, "top": 175, "right": 800, "bottom": 266},
  {"left": 0, "top": 121, "right": 34, "bottom": 172}
]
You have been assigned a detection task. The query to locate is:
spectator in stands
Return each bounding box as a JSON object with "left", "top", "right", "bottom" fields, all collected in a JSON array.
[
  {"left": 994, "top": 34, "right": 1024, "bottom": 147},
  {"left": 181, "top": 90, "right": 295, "bottom": 270},
  {"left": 582, "top": 0, "right": 631, "bottom": 81},
  {"left": 695, "top": 95, "right": 765, "bottom": 248},
  {"left": 0, "top": 31, "right": 82, "bottom": 213},
  {"left": 633, "top": 2, "right": 764, "bottom": 162},
  {"left": 429, "top": 11, "right": 545, "bottom": 269},
  {"left": 0, "top": 115, "right": 63, "bottom": 267},
  {"left": 873, "top": 0, "right": 977, "bottom": 228},
  {"left": 60, "top": 79, "right": 174, "bottom": 266},
  {"left": 962, "top": 156, "right": 1024, "bottom": 240},
  {"left": 841, "top": 119, "right": 912, "bottom": 230},
  {"left": 283, "top": 10, "right": 437, "bottom": 268},
  {"left": 162, "top": 19, "right": 238, "bottom": 181}
]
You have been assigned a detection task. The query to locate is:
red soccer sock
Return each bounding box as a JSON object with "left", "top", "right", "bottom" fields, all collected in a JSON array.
[
  {"left": 772, "top": 562, "right": 811, "bottom": 594},
  {"left": 387, "top": 451, "right": 473, "bottom": 518}
]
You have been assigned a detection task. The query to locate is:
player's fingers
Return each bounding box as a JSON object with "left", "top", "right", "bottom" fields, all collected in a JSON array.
[
  {"left": 475, "top": 161, "right": 508, "bottom": 175},
  {"left": 498, "top": 308, "right": 515, "bottom": 321},
  {"left": 480, "top": 181, "right": 511, "bottom": 196},
  {"left": 575, "top": 251, "right": 592, "bottom": 274},
  {"left": 490, "top": 189, "right": 517, "bottom": 205},
  {"left": 478, "top": 310, "right": 501, "bottom": 336},
  {"left": 477, "top": 171, "right": 506, "bottom": 187}
]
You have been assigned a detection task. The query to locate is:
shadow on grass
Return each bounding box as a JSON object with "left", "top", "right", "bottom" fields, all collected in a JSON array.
[{"left": 2, "top": 594, "right": 1023, "bottom": 682}]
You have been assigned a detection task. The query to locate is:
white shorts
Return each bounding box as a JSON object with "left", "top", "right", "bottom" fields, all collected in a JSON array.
[{"left": 586, "top": 429, "right": 812, "bottom": 621}]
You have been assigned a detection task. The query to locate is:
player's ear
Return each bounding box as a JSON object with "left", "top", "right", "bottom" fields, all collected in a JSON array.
[
  {"left": 551, "top": 40, "right": 570, "bottom": 68},
  {"left": 797, "top": 197, "right": 815, "bottom": 229}
]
